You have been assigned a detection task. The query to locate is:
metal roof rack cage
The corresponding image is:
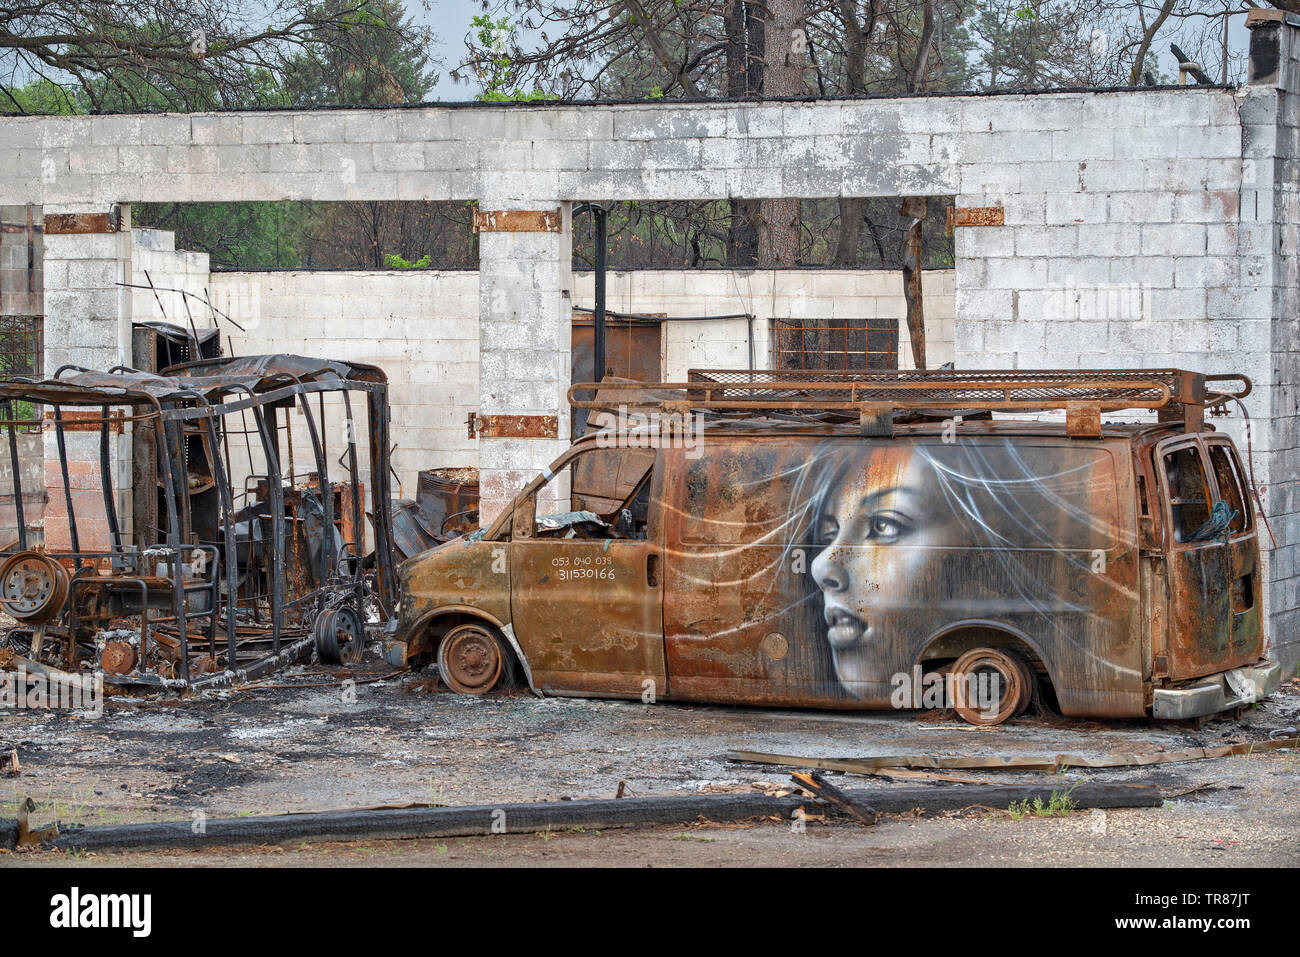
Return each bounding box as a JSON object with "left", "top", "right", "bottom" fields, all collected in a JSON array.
[{"left": 568, "top": 369, "right": 1251, "bottom": 437}]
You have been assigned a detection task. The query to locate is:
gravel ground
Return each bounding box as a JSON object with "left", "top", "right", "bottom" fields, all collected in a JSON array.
[{"left": 1, "top": 661, "right": 1298, "bottom": 867}]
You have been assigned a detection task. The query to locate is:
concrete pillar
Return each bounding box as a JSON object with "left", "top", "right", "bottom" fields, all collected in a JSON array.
[
  {"left": 476, "top": 202, "right": 573, "bottom": 525},
  {"left": 1246, "top": 8, "right": 1300, "bottom": 674},
  {"left": 40, "top": 203, "right": 133, "bottom": 551}
]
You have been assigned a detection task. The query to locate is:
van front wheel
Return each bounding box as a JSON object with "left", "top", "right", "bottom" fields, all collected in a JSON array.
[
  {"left": 950, "top": 648, "right": 1033, "bottom": 726},
  {"left": 437, "top": 622, "right": 505, "bottom": 695}
]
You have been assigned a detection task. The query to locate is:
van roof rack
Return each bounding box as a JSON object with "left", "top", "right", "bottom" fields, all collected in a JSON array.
[{"left": 568, "top": 369, "right": 1251, "bottom": 437}]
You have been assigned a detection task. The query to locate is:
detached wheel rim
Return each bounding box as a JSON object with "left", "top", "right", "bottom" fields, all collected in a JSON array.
[
  {"left": 0, "top": 551, "right": 69, "bottom": 623},
  {"left": 315, "top": 605, "right": 365, "bottom": 665},
  {"left": 438, "top": 624, "right": 503, "bottom": 695},
  {"left": 951, "top": 648, "right": 1030, "bottom": 726}
]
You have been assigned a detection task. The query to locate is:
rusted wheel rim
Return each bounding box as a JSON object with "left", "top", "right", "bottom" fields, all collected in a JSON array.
[
  {"left": 0, "top": 551, "right": 69, "bottom": 623},
  {"left": 100, "top": 640, "right": 137, "bottom": 676},
  {"left": 951, "top": 648, "right": 1026, "bottom": 726},
  {"left": 438, "top": 624, "right": 503, "bottom": 695},
  {"left": 315, "top": 606, "right": 365, "bottom": 665}
]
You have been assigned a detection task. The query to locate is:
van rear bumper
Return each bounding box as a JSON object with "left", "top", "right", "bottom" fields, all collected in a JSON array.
[{"left": 1151, "top": 660, "right": 1282, "bottom": 720}]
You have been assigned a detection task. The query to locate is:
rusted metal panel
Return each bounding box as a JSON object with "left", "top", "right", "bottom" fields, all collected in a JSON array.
[
  {"left": 469, "top": 413, "right": 559, "bottom": 439},
  {"left": 472, "top": 208, "right": 563, "bottom": 233},
  {"left": 43, "top": 211, "right": 121, "bottom": 234},
  {"left": 945, "top": 205, "right": 1004, "bottom": 233},
  {"left": 41, "top": 409, "right": 124, "bottom": 433},
  {"left": 1065, "top": 401, "right": 1101, "bottom": 437}
]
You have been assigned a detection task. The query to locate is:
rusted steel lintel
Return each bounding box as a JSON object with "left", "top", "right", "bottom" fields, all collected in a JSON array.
[
  {"left": 470, "top": 413, "right": 559, "bottom": 439},
  {"left": 43, "top": 211, "right": 121, "bottom": 234},
  {"left": 41, "top": 409, "right": 126, "bottom": 433},
  {"left": 473, "top": 208, "right": 563, "bottom": 233},
  {"left": 946, "top": 205, "right": 1005, "bottom": 233}
]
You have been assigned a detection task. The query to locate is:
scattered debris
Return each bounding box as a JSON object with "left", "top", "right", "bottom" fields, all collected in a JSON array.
[
  {"left": 728, "top": 737, "right": 1300, "bottom": 775},
  {"left": 791, "top": 771, "right": 878, "bottom": 826}
]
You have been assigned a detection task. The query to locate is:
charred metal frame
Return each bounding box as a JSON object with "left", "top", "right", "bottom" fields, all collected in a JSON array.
[{"left": 0, "top": 355, "right": 396, "bottom": 688}]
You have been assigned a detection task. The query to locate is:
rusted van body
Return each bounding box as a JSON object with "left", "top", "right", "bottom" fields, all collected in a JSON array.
[{"left": 390, "top": 370, "right": 1280, "bottom": 724}]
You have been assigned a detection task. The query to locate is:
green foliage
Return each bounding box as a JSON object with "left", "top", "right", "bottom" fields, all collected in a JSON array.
[
  {"left": 382, "top": 252, "right": 432, "bottom": 269},
  {"left": 133, "top": 202, "right": 309, "bottom": 270},
  {"left": 1009, "top": 780, "right": 1082, "bottom": 819},
  {"left": 471, "top": 13, "right": 548, "bottom": 101},
  {"left": 284, "top": 0, "right": 435, "bottom": 107},
  {"left": 3, "top": 79, "right": 81, "bottom": 115}
]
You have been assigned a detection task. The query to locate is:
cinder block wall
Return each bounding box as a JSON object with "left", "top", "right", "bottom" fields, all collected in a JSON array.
[
  {"left": 574, "top": 269, "right": 955, "bottom": 375},
  {"left": 0, "top": 205, "right": 43, "bottom": 540},
  {"left": 1248, "top": 13, "right": 1300, "bottom": 676},
  {"left": 207, "top": 266, "right": 954, "bottom": 497}
]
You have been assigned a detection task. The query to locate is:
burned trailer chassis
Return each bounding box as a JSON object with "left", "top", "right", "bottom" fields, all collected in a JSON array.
[{"left": 0, "top": 356, "right": 397, "bottom": 688}]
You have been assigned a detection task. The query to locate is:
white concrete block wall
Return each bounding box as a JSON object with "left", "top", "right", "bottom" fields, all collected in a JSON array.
[
  {"left": 573, "top": 269, "right": 955, "bottom": 377},
  {"left": 40, "top": 206, "right": 133, "bottom": 550},
  {"left": 208, "top": 269, "right": 480, "bottom": 503},
  {"left": 204, "top": 266, "right": 954, "bottom": 503},
  {"left": 1251, "top": 14, "right": 1300, "bottom": 675},
  {"left": 130, "top": 227, "right": 212, "bottom": 335}
]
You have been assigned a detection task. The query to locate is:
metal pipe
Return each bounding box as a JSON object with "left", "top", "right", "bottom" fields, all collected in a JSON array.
[
  {"left": 573, "top": 204, "right": 608, "bottom": 384},
  {"left": 99, "top": 403, "right": 122, "bottom": 563},
  {"left": 50, "top": 407, "right": 81, "bottom": 568},
  {"left": 4, "top": 400, "right": 26, "bottom": 550}
]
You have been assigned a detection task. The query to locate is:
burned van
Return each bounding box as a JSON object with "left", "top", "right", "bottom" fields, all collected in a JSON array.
[{"left": 389, "top": 369, "right": 1281, "bottom": 725}]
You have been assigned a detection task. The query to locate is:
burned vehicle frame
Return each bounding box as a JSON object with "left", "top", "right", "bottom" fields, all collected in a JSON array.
[
  {"left": 0, "top": 354, "right": 396, "bottom": 689},
  {"left": 391, "top": 368, "right": 1281, "bottom": 725}
]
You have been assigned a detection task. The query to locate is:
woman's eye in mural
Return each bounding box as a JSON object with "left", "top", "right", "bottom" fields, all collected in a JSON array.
[{"left": 866, "top": 511, "right": 911, "bottom": 544}]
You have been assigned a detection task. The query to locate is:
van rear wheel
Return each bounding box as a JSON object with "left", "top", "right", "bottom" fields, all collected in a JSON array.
[
  {"left": 950, "top": 648, "right": 1033, "bottom": 726},
  {"left": 437, "top": 622, "right": 505, "bottom": 695}
]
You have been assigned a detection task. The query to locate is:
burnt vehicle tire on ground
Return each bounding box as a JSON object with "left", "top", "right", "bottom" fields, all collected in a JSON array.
[
  {"left": 314, "top": 606, "right": 367, "bottom": 666},
  {"left": 950, "top": 647, "right": 1034, "bottom": 726},
  {"left": 437, "top": 622, "right": 509, "bottom": 695}
]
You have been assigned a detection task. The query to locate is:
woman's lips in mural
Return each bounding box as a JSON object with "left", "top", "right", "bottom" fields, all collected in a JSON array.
[{"left": 824, "top": 605, "right": 867, "bottom": 649}]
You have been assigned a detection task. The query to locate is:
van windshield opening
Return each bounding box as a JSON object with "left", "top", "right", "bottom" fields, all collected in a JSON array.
[{"left": 534, "top": 446, "right": 654, "bottom": 540}]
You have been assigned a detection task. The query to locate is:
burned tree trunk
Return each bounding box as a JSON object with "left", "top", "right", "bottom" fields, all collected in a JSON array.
[
  {"left": 756, "top": 0, "right": 806, "bottom": 268},
  {"left": 900, "top": 196, "right": 927, "bottom": 370}
]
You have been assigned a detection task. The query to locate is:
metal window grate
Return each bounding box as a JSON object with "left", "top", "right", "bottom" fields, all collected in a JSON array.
[
  {"left": 0, "top": 315, "right": 43, "bottom": 430},
  {"left": 771, "top": 317, "right": 898, "bottom": 371}
]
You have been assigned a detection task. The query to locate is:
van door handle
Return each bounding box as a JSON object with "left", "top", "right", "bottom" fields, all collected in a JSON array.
[{"left": 646, "top": 552, "right": 660, "bottom": 587}]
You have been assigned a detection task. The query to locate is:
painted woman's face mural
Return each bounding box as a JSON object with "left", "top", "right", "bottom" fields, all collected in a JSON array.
[
  {"left": 810, "top": 447, "right": 938, "bottom": 686},
  {"left": 804, "top": 439, "right": 1123, "bottom": 696}
]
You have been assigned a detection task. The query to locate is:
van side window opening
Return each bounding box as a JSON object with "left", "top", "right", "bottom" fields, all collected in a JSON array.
[
  {"left": 1208, "top": 444, "right": 1250, "bottom": 533},
  {"left": 532, "top": 446, "right": 654, "bottom": 540},
  {"left": 1163, "top": 446, "right": 1211, "bottom": 543}
]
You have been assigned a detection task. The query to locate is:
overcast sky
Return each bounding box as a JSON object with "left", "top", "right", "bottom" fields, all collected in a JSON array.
[{"left": 412, "top": 0, "right": 490, "bottom": 100}]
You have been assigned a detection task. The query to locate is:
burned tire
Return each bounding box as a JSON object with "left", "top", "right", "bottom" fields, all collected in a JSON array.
[
  {"left": 314, "top": 606, "right": 366, "bottom": 665},
  {"left": 437, "top": 622, "right": 506, "bottom": 695},
  {"left": 950, "top": 647, "right": 1033, "bottom": 726}
]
